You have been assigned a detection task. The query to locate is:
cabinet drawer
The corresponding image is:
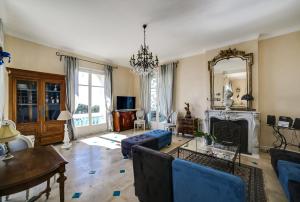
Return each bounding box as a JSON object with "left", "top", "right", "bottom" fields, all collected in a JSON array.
[{"left": 40, "top": 134, "right": 63, "bottom": 145}]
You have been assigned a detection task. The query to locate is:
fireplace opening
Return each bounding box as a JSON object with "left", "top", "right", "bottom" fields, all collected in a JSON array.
[{"left": 210, "top": 118, "right": 249, "bottom": 154}]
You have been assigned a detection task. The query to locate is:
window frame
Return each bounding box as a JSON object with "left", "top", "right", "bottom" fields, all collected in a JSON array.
[{"left": 75, "top": 68, "right": 106, "bottom": 127}]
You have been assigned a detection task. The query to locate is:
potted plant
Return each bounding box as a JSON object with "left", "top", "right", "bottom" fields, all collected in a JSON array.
[{"left": 195, "top": 130, "right": 216, "bottom": 145}]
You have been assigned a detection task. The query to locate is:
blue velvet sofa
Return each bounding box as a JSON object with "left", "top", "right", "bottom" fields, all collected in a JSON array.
[
  {"left": 270, "top": 148, "right": 300, "bottom": 202},
  {"left": 132, "top": 145, "right": 246, "bottom": 202}
]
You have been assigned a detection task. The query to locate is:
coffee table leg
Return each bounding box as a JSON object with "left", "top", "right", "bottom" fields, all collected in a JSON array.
[{"left": 57, "top": 166, "right": 67, "bottom": 202}]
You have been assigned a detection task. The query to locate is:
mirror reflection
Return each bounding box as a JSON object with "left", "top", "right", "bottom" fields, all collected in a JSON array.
[{"left": 213, "top": 57, "right": 247, "bottom": 107}]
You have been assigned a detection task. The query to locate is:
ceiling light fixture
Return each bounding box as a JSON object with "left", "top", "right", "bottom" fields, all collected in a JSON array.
[{"left": 129, "top": 24, "right": 159, "bottom": 75}]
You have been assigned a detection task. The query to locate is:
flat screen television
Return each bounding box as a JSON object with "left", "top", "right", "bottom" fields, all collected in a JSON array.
[{"left": 116, "top": 96, "right": 136, "bottom": 110}]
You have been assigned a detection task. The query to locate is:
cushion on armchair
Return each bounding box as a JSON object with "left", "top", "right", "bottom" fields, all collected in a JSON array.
[
  {"left": 132, "top": 145, "right": 174, "bottom": 202},
  {"left": 172, "top": 158, "right": 246, "bottom": 202},
  {"left": 277, "top": 160, "right": 300, "bottom": 200}
]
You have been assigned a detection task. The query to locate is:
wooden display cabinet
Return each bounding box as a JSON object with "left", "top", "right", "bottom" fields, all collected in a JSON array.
[{"left": 7, "top": 67, "right": 66, "bottom": 145}]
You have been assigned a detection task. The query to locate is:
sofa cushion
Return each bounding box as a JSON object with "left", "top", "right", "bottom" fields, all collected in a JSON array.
[
  {"left": 144, "top": 130, "right": 172, "bottom": 149},
  {"left": 277, "top": 160, "right": 300, "bottom": 200},
  {"left": 172, "top": 158, "right": 246, "bottom": 202},
  {"left": 132, "top": 145, "right": 174, "bottom": 202}
]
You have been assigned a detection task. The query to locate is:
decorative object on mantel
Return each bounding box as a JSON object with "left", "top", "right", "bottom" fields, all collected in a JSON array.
[
  {"left": 57, "top": 110, "right": 73, "bottom": 149},
  {"left": 0, "top": 47, "right": 11, "bottom": 65},
  {"left": 208, "top": 48, "right": 254, "bottom": 110},
  {"left": 0, "top": 122, "right": 20, "bottom": 160},
  {"left": 184, "top": 102, "right": 192, "bottom": 118},
  {"left": 129, "top": 24, "right": 159, "bottom": 75},
  {"left": 241, "top": 94, "right": 254, "bottom": 110},
  {"left": 223, "top": 81, "right": 234, "bottom": 110}
]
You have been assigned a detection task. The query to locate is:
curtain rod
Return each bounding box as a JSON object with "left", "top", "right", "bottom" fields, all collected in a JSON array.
[{"left": 56, "top": 52, "right": 118, "bottom": 69}]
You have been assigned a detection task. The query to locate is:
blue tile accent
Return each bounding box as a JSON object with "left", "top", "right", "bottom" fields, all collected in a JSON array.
[
  {"left": 72, "top": 192, "right": 82, "bottom": 199},
  {"left": 113, "top": 191, "right": 121, "bottom": 197}
]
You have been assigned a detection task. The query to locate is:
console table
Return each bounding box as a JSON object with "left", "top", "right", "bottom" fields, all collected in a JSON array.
[
  {"left": 113, "top": 110, "right": 136, "bottom": 132},
  {"left": 0, "top": 146, "right": 68, "bottom": 202}
]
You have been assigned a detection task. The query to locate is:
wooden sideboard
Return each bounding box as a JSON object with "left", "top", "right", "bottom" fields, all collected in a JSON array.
[
  {"left": 112, "top": 110, "right": 136, "bottom": 132},
  {"left": 7, "top": 67, "right": 66, "bottom": 145},
  {"left": 177, "top": 117, "right": 199, "bottom": 136}
]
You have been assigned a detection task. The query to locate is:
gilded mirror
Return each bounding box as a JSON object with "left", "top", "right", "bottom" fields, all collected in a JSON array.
[{"left": 208, "top": 48, "right": 253, "bottom": 110}]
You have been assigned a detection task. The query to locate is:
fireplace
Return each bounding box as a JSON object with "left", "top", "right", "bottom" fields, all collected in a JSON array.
[
  {"left": 210, "top": 118, "right": 249, "bottom": 154},
  {"left": 205, "top": 110, "right": 260, "bottom": 155}
]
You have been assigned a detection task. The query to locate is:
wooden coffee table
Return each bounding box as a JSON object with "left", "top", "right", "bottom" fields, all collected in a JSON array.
[{"left": 0, "top": 146, "right": 68, "bottom": 202}]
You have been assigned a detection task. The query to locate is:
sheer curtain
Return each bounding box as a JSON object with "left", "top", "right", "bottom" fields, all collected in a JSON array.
[
  {"left": 140, "top": 74, "right": 151, "bottom": 125},
  {"left": 104, "top": 65, "right": 113, "bottom": 131},
  {"left": 159, "top": 62, "right": 176, "bottom": 121},
  {"left": 0, "top": 19, "right": 5, "bottom": 122},
  {"left": 64, "top": 56, "right": 79, "bottom": 140}
]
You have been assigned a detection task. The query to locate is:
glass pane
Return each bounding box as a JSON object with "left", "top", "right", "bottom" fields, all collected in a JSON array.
[
  {"left": 16, "top": 80, "right": 38, "bottom": 123},
  {"left": 79, "top": 71, "right": 89, "bottom": 85},
  {"left": 92, "top": 73, "right": 104, "bottom": 86},
  {"left": 74, "top": 85, "right": 89, "bottom": 127},
  {"left": 91, "top": 86, "right": 106, "bottom": 125},
  {"left": 45, "top": 83, "right": 61, "bottom": 121}
]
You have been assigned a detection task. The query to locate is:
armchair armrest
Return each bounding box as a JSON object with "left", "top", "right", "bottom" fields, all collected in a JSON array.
[{"left": 270, "top": 148, "right": 300, "bottom": 175}]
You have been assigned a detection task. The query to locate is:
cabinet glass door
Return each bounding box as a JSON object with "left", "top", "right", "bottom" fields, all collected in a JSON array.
[
  {"left": 16, "top": 80, "right": 38, "bottom": 123},
  {"left": 45, "top": 83, "right": 61, "bottom": 121}
]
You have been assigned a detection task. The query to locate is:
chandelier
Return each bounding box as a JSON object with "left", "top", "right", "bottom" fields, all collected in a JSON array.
[{"left": 130, "top": 24, "right": 159, "bottom": 75}]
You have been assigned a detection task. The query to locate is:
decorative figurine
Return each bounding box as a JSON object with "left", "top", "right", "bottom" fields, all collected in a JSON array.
[{"left": 184, "top": 102, "right": 192, "bottom": 118}]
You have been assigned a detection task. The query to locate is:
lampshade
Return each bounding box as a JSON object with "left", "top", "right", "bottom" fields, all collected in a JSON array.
[
  {"left": 241, "top": 94, "right": 254, "bottom": 101},
  {"left": 57, "top": 111, "right": 73, "bottom": 121},
  {"left": 0, "top": 124, "right": 20, "bottom": 143}
]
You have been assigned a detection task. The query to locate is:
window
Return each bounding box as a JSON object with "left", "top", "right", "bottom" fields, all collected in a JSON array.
[{"left": 74, "top": 70, "right": 106, "bottom": 127}]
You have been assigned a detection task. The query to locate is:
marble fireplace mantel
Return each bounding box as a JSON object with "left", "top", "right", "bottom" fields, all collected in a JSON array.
[{"left": 204, "top": 110, "right": 260, "bottom": 155}]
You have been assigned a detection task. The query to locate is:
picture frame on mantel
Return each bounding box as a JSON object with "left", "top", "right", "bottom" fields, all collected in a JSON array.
[{"left": 208, "top": 48, "right": 254, "bottom": 111}]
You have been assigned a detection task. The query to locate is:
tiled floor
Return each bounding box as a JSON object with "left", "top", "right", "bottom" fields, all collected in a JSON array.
[{"left": 3, "top": 130, "right": 288, "bottom": 202}]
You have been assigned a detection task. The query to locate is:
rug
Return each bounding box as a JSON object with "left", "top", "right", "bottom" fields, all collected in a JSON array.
[{"left": 168, "top": 149, "right": 267, "bottom": 202}]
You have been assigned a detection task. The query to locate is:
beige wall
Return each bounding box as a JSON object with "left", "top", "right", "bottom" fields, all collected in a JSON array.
[
  {"left": 175, "top": 39, "right": 258, "bottom": 117},
  {"left": 259, "top": 31, "right": 300, "bottom": 147},
  {"left": 175, "top": 31, "right": 300, "bottom": 148},
  {"left": 175, "top": 53, "right": 209, "bottom": 119},
  {"left": 3, "top": 35, "right": 139, "bottom": 134}
]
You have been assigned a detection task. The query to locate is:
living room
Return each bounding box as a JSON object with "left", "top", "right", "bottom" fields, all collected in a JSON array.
[{"left": 0, "top": 0, "right": 300, "bottom": 202}]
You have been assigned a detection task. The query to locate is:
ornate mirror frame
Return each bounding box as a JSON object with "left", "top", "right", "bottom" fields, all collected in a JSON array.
[{"left": 208, "top": 48, "right": 254, "bottom": 110}]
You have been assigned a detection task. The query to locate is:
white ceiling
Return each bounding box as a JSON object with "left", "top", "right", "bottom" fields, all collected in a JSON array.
[{"left": 1, "top": 0, "right": 300, "bottom": 67}]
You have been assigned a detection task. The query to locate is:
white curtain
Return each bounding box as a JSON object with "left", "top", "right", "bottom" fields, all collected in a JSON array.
[
  {"left": 159, "top": 62, "right": 176, "bottom": 120},
  {"left": 0, "top": 19, "right": 6, "bottom": 122},
  {"left": 140, "top": 74, "right": 151, "bottom": 125},
  {"left": 64, "top": 56, "right": 79, "bottom": 140},
  {"left": 104, "top": 65, "right": 113, "bottom": 131}
]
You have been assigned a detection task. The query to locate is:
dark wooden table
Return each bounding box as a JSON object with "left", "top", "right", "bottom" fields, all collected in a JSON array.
[{"left": 0, "top": 146, "right": 68, "bottom": 202}]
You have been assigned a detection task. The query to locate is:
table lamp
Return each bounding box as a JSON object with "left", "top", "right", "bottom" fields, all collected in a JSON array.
[
  {"left": 0, "top": 123, "right": 20, "bottom": 160},
  {"left": 57, "top": 110, "right": 73, "bottom": 149}
]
